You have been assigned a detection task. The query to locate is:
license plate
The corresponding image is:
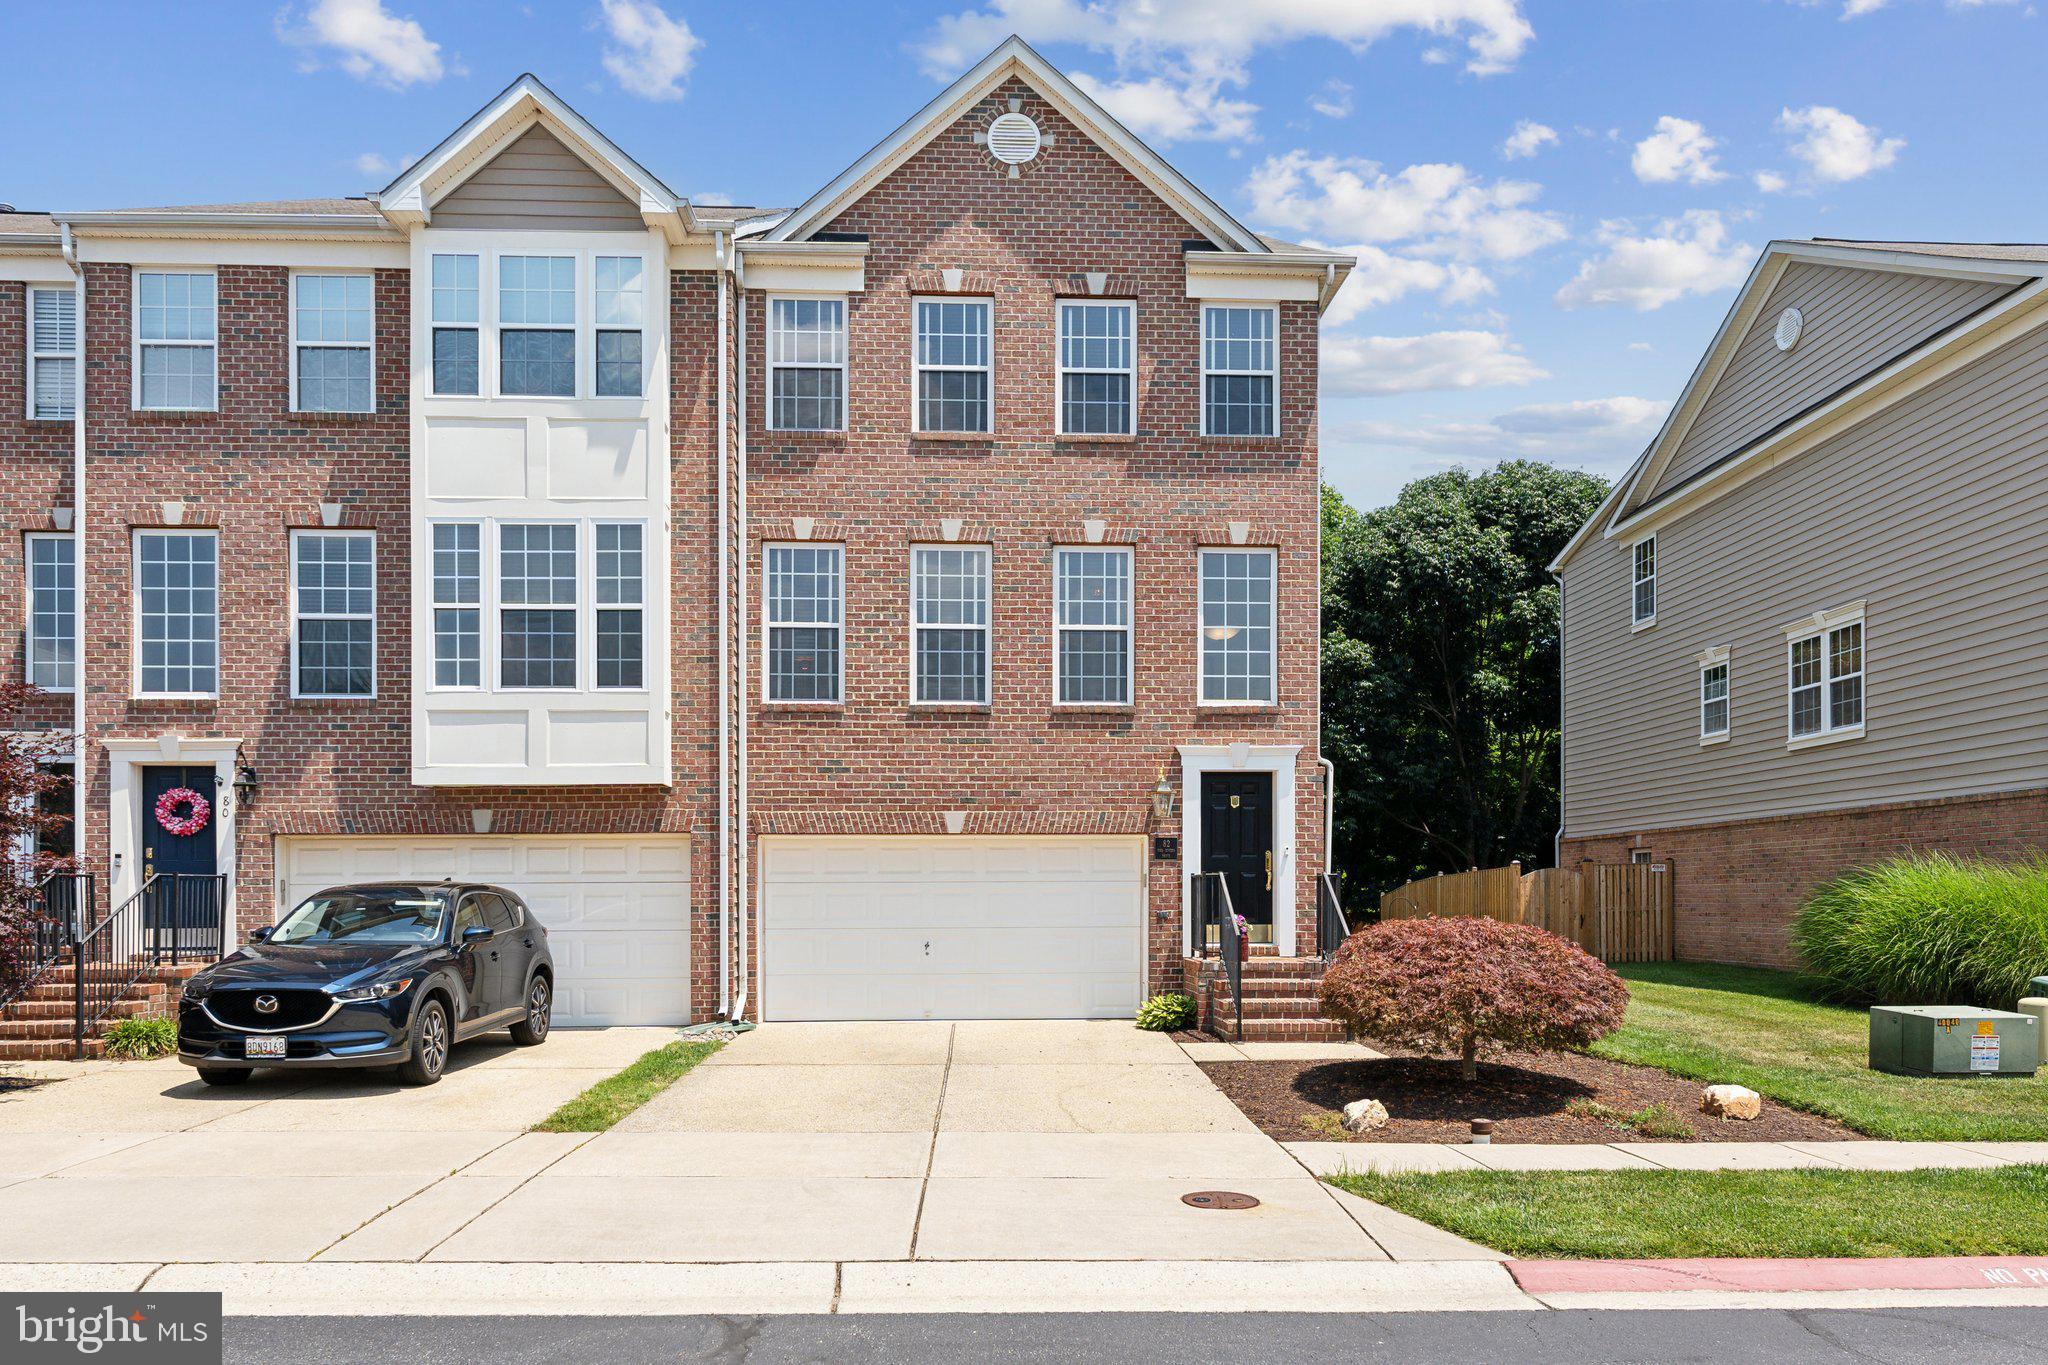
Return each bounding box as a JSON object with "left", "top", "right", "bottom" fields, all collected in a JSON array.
[{"left": 245, "top": 1036, "right": 287, "bottom": 1059}]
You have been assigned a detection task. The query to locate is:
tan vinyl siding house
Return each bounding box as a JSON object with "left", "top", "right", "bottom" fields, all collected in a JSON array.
[{"left": 1555, "top": 239, "right": 2048, "bottom": 967}]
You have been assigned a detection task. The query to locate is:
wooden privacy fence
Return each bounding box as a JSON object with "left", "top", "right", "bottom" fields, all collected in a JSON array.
[{"left": 1377, "top": 860, "right": 1674, "bottom": 962}]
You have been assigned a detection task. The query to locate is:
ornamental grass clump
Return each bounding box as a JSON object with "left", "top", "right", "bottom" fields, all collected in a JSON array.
[
  {"left": 1318, "top": 917, "right": 1628, "bottom": 1081},
  {"left": 1794, "top": 854, "right": 2048, "bottom": 1009}
]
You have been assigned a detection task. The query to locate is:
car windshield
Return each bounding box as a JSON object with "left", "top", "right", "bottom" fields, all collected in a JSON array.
[{"left": 271, "top": 887, "right": 449, "bottom": 945}]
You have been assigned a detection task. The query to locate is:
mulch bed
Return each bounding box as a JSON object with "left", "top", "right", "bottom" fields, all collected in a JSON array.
[{"left": 1199, "top": 1044, "right": 1853, "bottom": 1144}]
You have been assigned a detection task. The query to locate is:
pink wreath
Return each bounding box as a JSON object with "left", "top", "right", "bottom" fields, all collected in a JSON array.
[{"left": 154, "top": 787, "right": 210, "bottom": 838}]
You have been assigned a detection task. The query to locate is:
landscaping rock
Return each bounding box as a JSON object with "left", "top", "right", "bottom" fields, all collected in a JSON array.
[
  {"left": 1341, "top": 1098, "right": 1390, "bottom": 1134},
  {"left": 1700, "top": 1084, "right": 1761, "bottom": 1120}
]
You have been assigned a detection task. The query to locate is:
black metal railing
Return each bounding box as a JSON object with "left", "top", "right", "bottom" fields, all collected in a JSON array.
[
  {"left": 0, "top": 872, "right": 92, "bottom": 1012},
  {"left": 1316, "top": 872, "right": 1348, "bottom": 958},
  {"left": 72, "top": 873, "right": 225, "bottom": 1058},
  {"left": 1189, "top": 871, "right": 1244, "bottom": 1042}
]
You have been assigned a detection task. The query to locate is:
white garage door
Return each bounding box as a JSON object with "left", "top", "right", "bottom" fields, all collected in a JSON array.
[
  {"left": 760, "top": 836, "right": 1145, "bottom": 1022},
  {"left": 276, "top": 836, "right": 690, "bottom": 1027}
]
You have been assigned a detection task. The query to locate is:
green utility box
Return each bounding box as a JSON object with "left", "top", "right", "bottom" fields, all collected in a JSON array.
[{"left": 1869, "top": 1006, "right": 2039, "bottom": 1077}]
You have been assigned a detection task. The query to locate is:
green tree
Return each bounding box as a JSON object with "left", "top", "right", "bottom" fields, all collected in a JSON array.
[{"left": 1321, "top": 463, "right": 1608, "bottom": 901}]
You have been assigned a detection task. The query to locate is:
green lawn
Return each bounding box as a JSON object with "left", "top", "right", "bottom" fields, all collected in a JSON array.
[
  {"left": 1592, "top": 962, "right": 2048, "bottom": 1141},
  {"left": 1331, "top": 1165, "right": 2048, "bottom": 1259},
  {"left": 532, "top": 1038, "right": 723, "bottom": 1133}
]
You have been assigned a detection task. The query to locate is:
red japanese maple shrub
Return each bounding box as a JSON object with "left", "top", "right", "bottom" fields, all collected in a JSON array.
[
  {"left": 0, "top": 683, "right": 74, "bottom": 1002},
  {"left": 1318, "top": 916, "right": 1627, "bottom": 1081}
]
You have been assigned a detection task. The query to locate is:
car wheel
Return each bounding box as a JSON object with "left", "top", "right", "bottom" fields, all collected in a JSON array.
[
  {"left": 196, "top": 1067, "right": 251, "bottom": 1087},
  {"left": 510, "top": 975, "right": 551, "bottom": 1047},
  {"left": 396, "top": 998, "right": 450, "bottom": 1086}
]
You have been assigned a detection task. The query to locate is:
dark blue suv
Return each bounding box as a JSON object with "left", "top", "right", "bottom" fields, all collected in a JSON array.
[{"left": 177, "top": 882, "right": 553, "bottom": 1087}]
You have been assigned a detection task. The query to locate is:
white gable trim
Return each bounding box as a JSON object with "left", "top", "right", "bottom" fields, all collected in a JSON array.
[{"left": 764, "top": 36, "right": 1268, "bottom": 256}]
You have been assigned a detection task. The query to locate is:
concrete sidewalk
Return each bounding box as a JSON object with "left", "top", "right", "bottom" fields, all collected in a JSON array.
[{"left": 1287, "top": 1139, "right": 2048, "bottom": 1175}]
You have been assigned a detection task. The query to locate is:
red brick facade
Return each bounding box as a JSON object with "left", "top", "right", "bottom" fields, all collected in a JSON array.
[{"left": 1562, "top": 786, "right": 2048, "bottom": 968}]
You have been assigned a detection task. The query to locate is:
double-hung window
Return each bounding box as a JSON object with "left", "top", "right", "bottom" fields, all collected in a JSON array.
[
  {"left": 134, "top": 271, "right": 216, "bottom": 411},
  {"left": 498, "top": 523, "right": 577, "bottom": 688},
  {"left": 764, "top": 543, "right": 843, "bottom": 703},
  {"left": 24, "top": 534, "right": 75, "bottom": 692},
  {"left": 1057, "top": 301, "right": 1133, "bottom": 435},
  {"left": 1199, "top": 548, "right": 1275, "bottom": 704},
  {"left": 912, "top": 545, "right": 989, "bottom": 703},
  {"left": 1699, "top": 648, "right": 1729, "bottom": 743},
  {"left": 292, "top": 274, "right": 374, "bottom": 413},
  {"left": 430, "top": 254, "right": 480, "bottom": 396},
  {"left": 594, "top": 522, "right": 644, "bottom": 688},
  {"left": 914, "top": 298, "right": 991, "bottom": 433},
  {"left": 1632, "top": 537, "right": 1657, "bottom": 626},
  {"left": 768, "top": 297, "right": 846, "bottom": 431},
  {"left": 26, "top": 287, "right": 76, "bottom": 421},
  {"left": 498, "top": 256, "right": 575, "bottom": 397},
  {"left": 291, "top": 530, "right": 375, "bottom": 698},
  {"left": 135, "top": 530, "right": 218, "bottom": 697},
  {"left": 594, "top": 256, "right": 644, "bottom": 398},
  {"left": 1054, "top": 547, "right": 1131, "bottom": 704},
  {"left": 1788, "top": 607, "right": 1863, "bottom": 744},
  {"left": 1201, "top": 305, "right": 1275, "bottom": 437},
  {"left": 431, "top": 523, "right": 481, "bottom": 688}
]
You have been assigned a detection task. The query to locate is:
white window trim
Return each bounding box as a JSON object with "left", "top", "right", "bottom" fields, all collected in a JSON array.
[
  {"left": 25, "top": 286, "right": 76, "bottom": 423},
  {"left": 494, "top": 519, "right": 582, "bottom": 693},
  {"left": 428, "top": 252, "right": 481, "bottom": 398},
  {"left": 494, "top": 253, "right": 581, "bottom": 402},
  {"left": 287, "top": 271, "right": 376, "bottom": 414},
  {"left": 289, "top": 529, "right": 377, "bottom": 700},
  {"left": 1697, "top": 645, "right": 1729, "bottom": 746},
  {"left": 909, "top": 543, "right": 992, "bottom": 706},
  {"left": 592, "top": 254, "right": 648, "bottom": 400},
  {"left": 131, "top": 268, "right": 218, "bottom": 413},
  {"left": 1052, "top": 544, "right": 1134, "bottom": 707},
  {"left": 766, "top": 294, "right": 848, "bottom": 433},
  {"left": 427, "top": 519, "right": 484, "bottom": 693},
  {"left": 23, "top": 532, "right": 75, "bottom": 694},
  {"left": 911, "top": 295, "right": 993, "bottom": 435},
  {"left": 131, "top": 528, "right": 220, "bottom": 700},
  {"left": 761, "top": 541, "right": 845, "bottom": 705},
  {"left": 1631, "top": 535, "right": 1657, "bottom": 630},
  {"left": 1784, "top": 600, "right": 1865, "bottom": 749},
  {"left": 1197, "top": 545, "right": 1278, "bottom": 707},
  {"left": 1055, "top": 299, "right": 1135, "bottom": 437},
  {"left": 590, "top": 519, "right": 649, "bottom": 693},
  {"left": 1199, "top": 301, "right": 1279, "bottom": 439}
]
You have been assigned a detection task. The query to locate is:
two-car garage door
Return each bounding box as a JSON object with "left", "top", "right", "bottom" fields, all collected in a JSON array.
[
  {"left": 759, "top": 836, "right": 1146, "bottom": 1022},
  {"left": 276, "top": 836, "right": 690, "bottom": 1027}
]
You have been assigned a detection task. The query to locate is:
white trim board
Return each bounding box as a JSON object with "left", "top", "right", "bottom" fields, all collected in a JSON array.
[
  {"left": 1177, "top": 743, "right": 1302, "bottom": 958},
  {"left": 103, "top": 737, "right": 244, "bottom": 932}
]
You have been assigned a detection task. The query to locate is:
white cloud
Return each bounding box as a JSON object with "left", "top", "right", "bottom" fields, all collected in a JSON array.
[
  {"left": 692, "top": 191, "right": 735, "bottom": 206},
  {"left": 278, "top": 0, "right": 447, "bottom": 88},
  {"left": 1555, "top": 210, "right": 1753, "bottom": 311},
  {"left": 1322, "top": 330, "right": 1546, "bottom": 397},
  {"left": 1322, "top": 247, "right": 1495, "bottom": 327},
  {"left": 1631, "top": 116, "right": 1726, "bottom": 185},
  {"left": 1500, "top": 119, "right": 1558, "bottom": 160},
  {"left": 1071, "top": 71, "right": 1257, "bottom": 142},
  {"left": 1244, "top": 151, "right": 1568, "bottom": 264},
  {"left": 1753, "top": 169, "right": 1790, "bottom": 193},
  {"left": 599, "top": 0, "right": 701, "bottom": 102},
  {"left": 1777, "top": 105, "right": 1904, "bottom": 182},
  {"left": 1310, "top": 79, "right": 1354, "bottom": 119},
  {"left": 1337, "top": 395, "right": 1669, "bottom": 464},
  {"left": 1821, "top": 0, "right": 2026, "bottom": 14},
  {"left": 354, "top": 152, "right": 396, "bottom": 178}
]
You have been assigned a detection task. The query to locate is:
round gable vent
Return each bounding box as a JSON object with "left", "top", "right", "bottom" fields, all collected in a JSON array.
[
  {"left": 1774, "top": 307, "right": 1804, "bottom": 352},
  {"left": 987, "top": 112, "right": 1043, "bottom": 165}
]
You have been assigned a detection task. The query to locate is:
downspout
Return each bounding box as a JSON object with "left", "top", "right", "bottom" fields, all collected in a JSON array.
[
  {"left": 60, "top": 226, "right": 85, "bottom": 899},
  {"left": 714, "top": 232, "right": 731, "bottom": 1018},
  {"left": 1553, "top": 571, "right": 1566, "bottom": 867},
  {"left": 733, "top": 256, "right": 751, "bottom": 1022}
]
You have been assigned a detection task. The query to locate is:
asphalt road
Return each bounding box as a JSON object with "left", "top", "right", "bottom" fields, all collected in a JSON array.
[{"left": 228, "top": 1309, "right": 2048, "bottom": 1363}]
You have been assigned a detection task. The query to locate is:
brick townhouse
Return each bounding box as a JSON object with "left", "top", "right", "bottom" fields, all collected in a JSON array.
[{"left": 0, "top": 37, "right": 1352, "bottom": 1038}]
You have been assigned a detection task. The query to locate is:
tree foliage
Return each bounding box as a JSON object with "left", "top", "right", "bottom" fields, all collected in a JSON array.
[
  {"left": 1318, "top": 917, "right": 1628, "bottom": 1080},
  {"left": 1321, "top": 463, "right": 1607, "bottom": 898},
  {"left": 0, "top": 685, "right": 75, "bottom": 998}
]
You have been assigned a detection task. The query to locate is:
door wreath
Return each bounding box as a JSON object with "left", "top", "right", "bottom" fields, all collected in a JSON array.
[{"left": 154, "top": 787, "right": 211, "bottom": 838}]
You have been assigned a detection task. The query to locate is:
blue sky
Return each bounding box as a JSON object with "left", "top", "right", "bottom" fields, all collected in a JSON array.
[{"left": 5, "top": 1, "right": 2043, "bottom": 507}]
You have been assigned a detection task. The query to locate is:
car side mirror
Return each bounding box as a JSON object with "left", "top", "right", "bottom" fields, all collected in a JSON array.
[
  {"left": 248, "top": 926, "right": 272, "bottom": 943},
  {"left": 462, "top": 925, "right": 491, "bottom": 946}
]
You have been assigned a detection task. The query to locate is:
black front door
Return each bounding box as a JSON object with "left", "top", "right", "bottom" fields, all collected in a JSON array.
[
  {"left": 141, "top": 765, "right": 219, "bottom": 939},
  {"left": 1200, "top": 771, "right": 1273, "bottom": 938}
]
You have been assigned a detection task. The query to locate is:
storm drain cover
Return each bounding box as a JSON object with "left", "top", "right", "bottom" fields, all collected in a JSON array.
[{"left": 1181, "top": 1190, "right": 1260, "bottom": 1210}]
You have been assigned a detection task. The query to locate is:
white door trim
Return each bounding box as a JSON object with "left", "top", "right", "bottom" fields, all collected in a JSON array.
[
  {"left": 1177, "top": 743, "right": 1301, "bottom": 957},
  {"left": 103, "top": 736, "right": 243, "bottom": 930}
]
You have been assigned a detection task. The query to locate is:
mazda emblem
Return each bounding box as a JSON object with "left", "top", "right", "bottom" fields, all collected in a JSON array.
[{"left": 253, "top": 995, "right": 279, "bottom": 1015}]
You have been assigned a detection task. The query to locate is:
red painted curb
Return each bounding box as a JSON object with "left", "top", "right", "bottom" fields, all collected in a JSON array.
[{"left": 1509, "top": 1256, "right": 2048, "bottom": 1294}]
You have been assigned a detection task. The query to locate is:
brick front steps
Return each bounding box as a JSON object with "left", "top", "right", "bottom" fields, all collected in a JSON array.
[
  {"left": 0, "top": 962, "right": 210, "bottom": 1061},
  {"left": 1184, "top": 953, "right": 1347, "bottom": 1042}
]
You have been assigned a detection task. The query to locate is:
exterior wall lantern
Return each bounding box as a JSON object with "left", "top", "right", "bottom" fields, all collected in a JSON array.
[{"left": 1150, "top": 764, "right": 1176, "bottom": 824}]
